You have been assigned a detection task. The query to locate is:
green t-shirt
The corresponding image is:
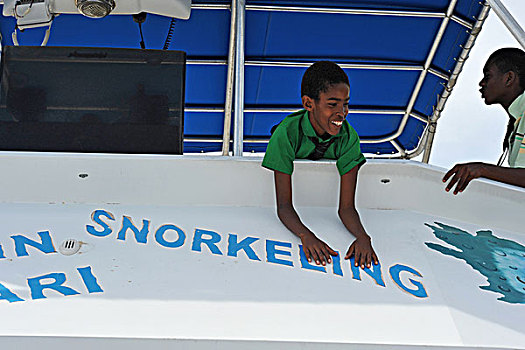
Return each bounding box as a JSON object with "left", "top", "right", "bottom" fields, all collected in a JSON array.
[
  {"left": 508, "top": 91, "right": 525, "bottom": 168},
  {"left": 262, "top": 109, "right": 365, "bottom": 176}
]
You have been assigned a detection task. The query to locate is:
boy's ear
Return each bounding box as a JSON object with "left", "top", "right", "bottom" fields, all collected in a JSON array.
[{"left": 302, "top": 96, "right": 314, "bottom": 111}]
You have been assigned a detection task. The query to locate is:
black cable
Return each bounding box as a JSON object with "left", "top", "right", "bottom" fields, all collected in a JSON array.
[
  {"left": 138, "top": 22, "right": 145, "bottom": 49},
  {"left": 132, "top": 12, "right": 147, "bottom": 49},
  {"left": 163, "top": 18, "right": 176, "bottom": 50}
]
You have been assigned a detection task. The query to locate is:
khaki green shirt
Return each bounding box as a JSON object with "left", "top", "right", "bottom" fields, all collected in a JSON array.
[
  {"left": 262, "top": 109, "right": 365, "bottom": 176},
  {"left": 508, "top": 91, "right": 525, "bottom": 168}
]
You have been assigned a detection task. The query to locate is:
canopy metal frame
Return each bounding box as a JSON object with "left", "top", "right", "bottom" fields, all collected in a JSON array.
[{"left": 189, "top": 1, "right": 490, "bottom": 158}]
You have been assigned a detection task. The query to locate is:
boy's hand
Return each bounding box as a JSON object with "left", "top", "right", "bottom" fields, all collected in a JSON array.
[
  {"left": 300, "top": 233, "right": 338, "bottom": 266},
  {"left": 345, "top": 236, "right": 378, "bottom": 269}
]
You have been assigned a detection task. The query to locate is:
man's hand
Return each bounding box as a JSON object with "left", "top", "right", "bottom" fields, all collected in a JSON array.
[
  {"left": 345, "top": 236, "right": 378, "bottom": 268},
  {"left": 300, "top": 232, "right": 338, "bottom": 266},
  {"left": 442, "top": 162, "right": 487, "bottom": 194}
]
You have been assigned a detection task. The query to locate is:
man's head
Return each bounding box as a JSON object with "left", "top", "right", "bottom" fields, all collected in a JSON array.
[
  {"left": 480, "top": 48, "right": 525, "bottom": 106},
  {"left": 301, "top": 61, "right": 350, "bottom": 136}
]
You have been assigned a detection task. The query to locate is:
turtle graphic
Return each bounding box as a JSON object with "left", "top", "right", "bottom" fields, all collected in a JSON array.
[{"left": 425, "top": 222, "right": 525, "bottom": 304}]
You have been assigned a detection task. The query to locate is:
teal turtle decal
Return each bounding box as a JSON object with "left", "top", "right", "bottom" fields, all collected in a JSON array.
[{"left": 425, "top": 222, "right": 525, "bottom": 304}]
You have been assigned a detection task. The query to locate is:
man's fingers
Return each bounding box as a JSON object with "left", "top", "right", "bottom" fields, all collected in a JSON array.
[
  {"left": 327, "top": 245, "right": 338, "bottom": 257},
  {"left": 454, "top": 175, "right": 467, "bottom": 194},
  {"left": 442, "top": 166, "right": 457, "bottom": 182},
  {"left": 372, "top": 252, "right": 379, "bottom": 265},
  {"left": 445, "top": 173, "right": 460, "bottom": 192},
  {"left": 457, "top": 174, "right": 473, "bottom": 193}
]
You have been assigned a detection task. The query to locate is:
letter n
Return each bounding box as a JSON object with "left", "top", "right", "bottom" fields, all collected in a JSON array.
[{"left": 11, "top": 231, "right": 56, "bottom": 257}]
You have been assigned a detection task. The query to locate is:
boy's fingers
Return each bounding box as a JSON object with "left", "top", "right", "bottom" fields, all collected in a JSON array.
[
  {"left": 327, "top": 246, "right": 338, "bottom": 256},
  {"left": 321, "top": 247, "right": 332, "bottom": 264},
  {"left": 365, "top": 253, "right": 371, "bottom": 268},
  {"left": 311, "top": 249, "right": 321, "bottom": 265},
  {"left": 304, "top": 247, "right": 312, "bottom": 262},
  {"left": 372, "top": 252, "right": 379, "bottom": 264},
  {"left": 354, "top": 251, "right": 361, "bottom": 266},
  {"left": 318, "top": 248, "right": 327, "bottom": 266},
  {"left": 345, "top": 245, "right": 354, "bottom": 259}
]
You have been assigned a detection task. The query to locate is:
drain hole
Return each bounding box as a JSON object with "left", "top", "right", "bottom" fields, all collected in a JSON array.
[
  {"left": 380, "top": 178, "right": 390, "bottom": 184},
  {"left": 79, "top": 173, "right": 89, "bottom": 178},
  {"left": 59, "top": 239, "right": 81, "bottom": 256}
]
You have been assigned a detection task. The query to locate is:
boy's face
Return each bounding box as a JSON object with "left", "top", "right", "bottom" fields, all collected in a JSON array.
[
  {"left": 479, "top": 62, "right": 509, "bottom": 105},
  {"left": 303, "top": 83, "right": 350, "bottom": 137}
]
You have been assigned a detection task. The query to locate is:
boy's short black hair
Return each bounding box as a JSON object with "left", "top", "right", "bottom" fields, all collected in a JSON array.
[
  {"left": 486, "top": 48, "right": 525, "bottom": 90},
  {"left": 301, "top": 61, "right": 350, "bottom": 100}
]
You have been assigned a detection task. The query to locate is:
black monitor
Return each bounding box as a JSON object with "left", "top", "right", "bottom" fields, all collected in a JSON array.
[{"left": 0, "top": 46, "right": 185, "bottom": 154}]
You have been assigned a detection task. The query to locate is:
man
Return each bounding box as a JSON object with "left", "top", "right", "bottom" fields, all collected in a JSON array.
[{"left": 443, "top": 48, "right": 525, "bottom": 194}]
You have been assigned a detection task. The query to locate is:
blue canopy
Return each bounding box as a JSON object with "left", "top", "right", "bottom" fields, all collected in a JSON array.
[{"left": 0, "top": 0, "right": 487, "bottom": 156}]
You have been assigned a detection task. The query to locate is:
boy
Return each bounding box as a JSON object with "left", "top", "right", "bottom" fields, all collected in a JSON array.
[
  {"left": 443, "top": 48, "right": 525, "bottom": 193},
  {"left": 262, "top": 61, "right": 378, "bottom": 269}
]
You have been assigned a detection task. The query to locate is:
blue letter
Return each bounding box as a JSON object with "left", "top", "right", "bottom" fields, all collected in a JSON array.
[
  {"left": 11, "top": 231, "right": 56, "bottom": 257},
  {"left": 350, "top": 257, "right": 385, "bottom": 287},
  {"left": 155, "top": 224, "right": 186, "bottom": 248},
  {"left": 27, "top": 273, "right": 80, "bottom": 299},
  {"left": 192, "top": 229, "right": 223, "bottom": 255},
  {"left": 299, "top": 245, "right": 326, "bottom": 272},
  {"left": 0, "top": 282, "right": 24, "bottom": 303},
  {"left": 389, "top": 264, "right": 427, "bottom": 298},
  {"left": 77, "top": 266, "right": 104, "bottom": 294},
  {"left": 266, "top": 240, "right": 293, "bottom": 267},
  {"left": 86, "top": 210, "right": 115, "bottom": 237},
  {"left": 117, "top": 216, "right": 150, "bottom": 244},
  {"left": 0, "top": 244, "right": 5, "bottom": 259},
  {"left": 228, "top": 234, "right": 260, "bottom": 261},
  {"left": 332, "top": 252, "right": 343, "bottom": 277}
]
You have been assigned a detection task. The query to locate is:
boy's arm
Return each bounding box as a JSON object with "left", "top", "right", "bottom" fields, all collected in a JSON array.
[
  {"left": 338, "top": 166, "right": 378, "bottom": 268},
  {"left": 443, "top": 162, "right": 525, "bottom": 194},
  {"left": 274, "top": 170, "right": 337, "bottom": 266}
]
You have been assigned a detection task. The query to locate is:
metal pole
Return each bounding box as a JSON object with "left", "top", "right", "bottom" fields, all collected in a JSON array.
[
  {"left": 233, "top": 0, "right": 245, "bottom": 157},
  {"left": 421, "top": 2, "right": 490, "bottom": 163},
  {"left": 486, "top": 0, "right": 525, "bottom": 49},
  {"left": 221, "top": 1, "right": 237, "bottom": 156},
  {"left": 362, "top": 0, "right": 458, "bottom": 146}
]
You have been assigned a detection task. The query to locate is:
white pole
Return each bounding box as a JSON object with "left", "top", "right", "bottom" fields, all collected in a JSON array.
[
  {"left": 233, "top": 0, "right": 245, "bottom": 157},
  {"left": 486, "top": 0, "right": 525, "bottom": 49},
  {"left": 221, "top": 1, "right": 237, "bottom": 156}
]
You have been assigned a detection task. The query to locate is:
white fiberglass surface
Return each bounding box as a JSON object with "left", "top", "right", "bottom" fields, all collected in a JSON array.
[{"left": 0, "top": 202, "right": 523, "bottom": 348}]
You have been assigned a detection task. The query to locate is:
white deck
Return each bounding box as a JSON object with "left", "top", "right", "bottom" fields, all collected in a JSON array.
[{"left": 0, "top": 154, "right": 523, "bottom": 349}]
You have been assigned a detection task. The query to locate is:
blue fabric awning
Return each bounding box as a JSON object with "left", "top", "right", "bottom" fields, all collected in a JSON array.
[{"left": 0, "top": 0, "right": 487, "bottom": 155}]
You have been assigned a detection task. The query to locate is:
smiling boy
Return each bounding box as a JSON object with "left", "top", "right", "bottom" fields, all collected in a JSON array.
[
  {"left": 262, "top": 61, "right": 378, "bottom": 268},
  {"left": 443, "top": 48, "right": 525, "bottom": 193}
]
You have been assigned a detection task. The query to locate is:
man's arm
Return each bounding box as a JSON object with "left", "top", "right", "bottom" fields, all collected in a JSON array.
[
  {"left": 338, "top": 166, "right": 378, "bottom": 268},
  {"left": 443, "top": 162, "right": 525, "bottom": 194},
  {"left": 274, "top": 170, "right": 337, "bottom": 266}
]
